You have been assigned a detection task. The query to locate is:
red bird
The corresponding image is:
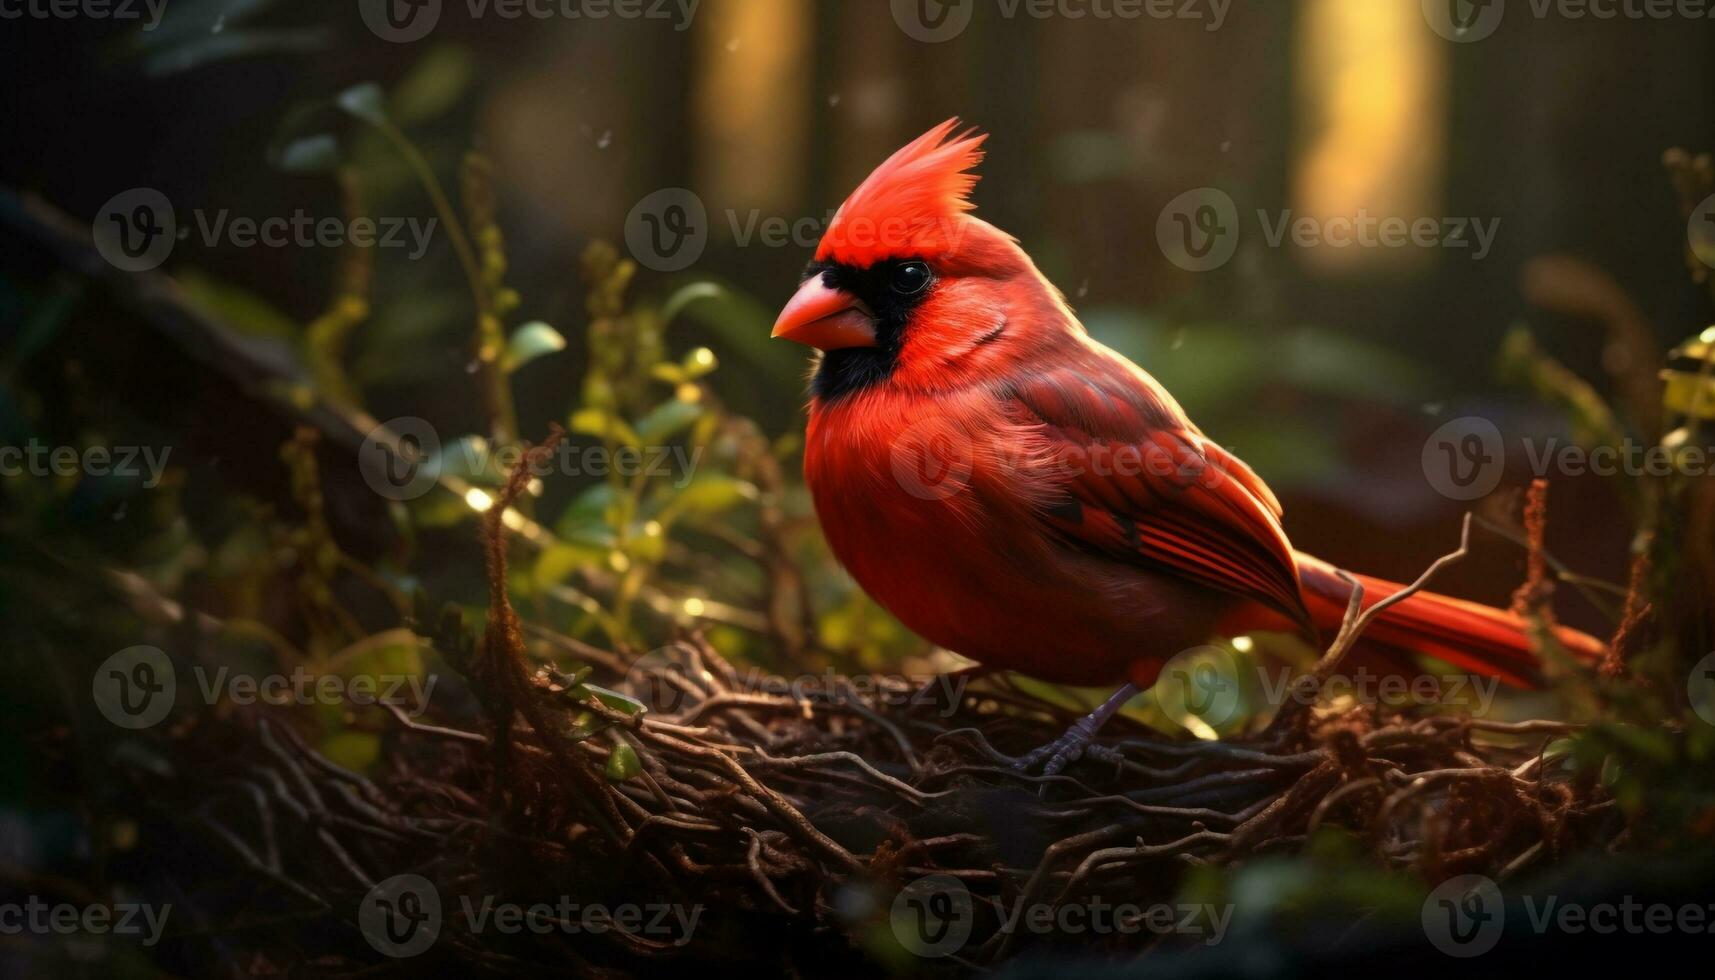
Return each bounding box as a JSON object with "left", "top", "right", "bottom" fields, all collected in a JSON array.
[{"left": 772, "top": 119, "right": 1603, "bottom": 771}]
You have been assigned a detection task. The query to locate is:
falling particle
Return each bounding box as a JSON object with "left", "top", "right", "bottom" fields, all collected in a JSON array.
[
  {"left": 1169, "top": 329, "right": 1187, "bottom": 350},
  {"left": 465, "top": 359, "right": 481, "bottom": 374},
  {"left": 1220, "top": 141, "right": 1231, "bottom": 152},
  {"left": 1075, "top": 279, "right": 1089, "bottom": 299},
  {"left": 725, "top": 37, "right": 741, "bottom": 52},
  {"left": 1422, "top": 402, "right": 1445, "bottom": 416},
  {"left": 111, "top": 502, "right": 128, "bottom": 521},
  {"left": 212, "top": 15, "right": 225, "bottom": 33},
  {"left": 176, "top": 228, "right": 190, "bottom": 239},
  {"left": 828, "top": 93, "right": 842, "bottom": 107},
  {"left": 596, "top": 130, "right": 612, "bottom": 150}
]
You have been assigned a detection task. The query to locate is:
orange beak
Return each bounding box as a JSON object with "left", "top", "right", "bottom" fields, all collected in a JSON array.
[{"left": 771, "top": 276, "right": 877, "bottom": 350}]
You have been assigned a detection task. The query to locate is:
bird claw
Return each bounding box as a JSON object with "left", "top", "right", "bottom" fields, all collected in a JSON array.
[
  {"left": 1013, "top": 722, "right": 1099, "bottom": 776},
  {"left": 1013, "top": 684, "right": 1142, "bottom": 776}
]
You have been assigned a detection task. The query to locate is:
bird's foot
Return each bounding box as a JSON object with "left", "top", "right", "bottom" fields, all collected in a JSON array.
[
  {"left": 1012, "top": 683, "right": 1141, "bottom": 776},
  {"left": 1013, "top": 718, "right": 1127, "bottom": 776}
]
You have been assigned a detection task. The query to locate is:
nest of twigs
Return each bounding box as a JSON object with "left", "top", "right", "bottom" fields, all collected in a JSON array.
[{"left": 162, "top": 587, "right": 1616, "bottom": 974}]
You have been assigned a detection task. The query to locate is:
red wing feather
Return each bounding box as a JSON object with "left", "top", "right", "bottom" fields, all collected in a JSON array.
[{"left": 1007, "top": 358, "right": 1315, "bottom": 637}]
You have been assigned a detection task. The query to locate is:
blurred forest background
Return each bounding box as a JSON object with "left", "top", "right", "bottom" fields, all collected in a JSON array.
[
  {"left": 6, "top": 0, "right": 1712, "bottom": 638},
  {"left": 3, "top": 0, "right": 1715, "bottom": 974}
]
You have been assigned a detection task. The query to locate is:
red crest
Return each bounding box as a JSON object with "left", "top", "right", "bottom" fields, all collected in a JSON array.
[{"left": 816, "top": 118, "right": 987, "bottom": 268}]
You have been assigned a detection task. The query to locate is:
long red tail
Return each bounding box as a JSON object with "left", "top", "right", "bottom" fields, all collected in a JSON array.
[{"left": 1293, "top": 553, "right": 1605, "bottom": 688}]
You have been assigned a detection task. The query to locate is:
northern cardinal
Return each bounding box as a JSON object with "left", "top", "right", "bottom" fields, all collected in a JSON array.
[{"left": 772, "top": 119, "right": 1602, "bottom": 771}]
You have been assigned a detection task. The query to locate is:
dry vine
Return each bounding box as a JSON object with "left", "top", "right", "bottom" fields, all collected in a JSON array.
[{"left": 152, "top": 472, "right": 1622, "bottom": 975}]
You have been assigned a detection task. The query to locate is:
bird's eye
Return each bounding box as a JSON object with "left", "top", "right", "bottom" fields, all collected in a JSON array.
[{"left": 890, "top": 261, "right": 932, "bottom": 295}]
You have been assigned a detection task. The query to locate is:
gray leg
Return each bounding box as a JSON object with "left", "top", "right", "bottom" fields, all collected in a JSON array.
[{"left": 1015, "top": 683, "right": 1141, "bottom": 776}]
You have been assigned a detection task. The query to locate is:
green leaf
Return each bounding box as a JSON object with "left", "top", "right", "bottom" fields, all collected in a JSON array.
[
  {"left": 569, "top": 408, "right": 641, "bottom": 447},
  {"left": 336, "top": 83, "right": 390, "bottom": 127},
  {"left": 633, "top": 398, "right": 703, "bottom": 442},
  {"left": 661, "top": 281, "right": 723, "bottom": 324},
  {"left": 534, "top": 543, "right": 604, "bottom": 588},
  {"left": 672, "top": 278, "right": 806, "bottom": 386},
  {"left": 1497, "top": 325, "right": 1624, "bottom": 448},
  {"left": 650, "top": 363, "right": 687, "bottom": 385},
  {"left": 605, "top": 742, "right": 642, "bottom": 782},
  {"left": 328, "top": 628, "right": 426, "bottom": 681},
  {"left": 578, "top": 683, "right": 646, "bottom": 715},
  {"left": 434, "top": 435, "right": 505, "bottom": 485},
  {"left": 272, "top": 134, "right": 341, "bottom": 175},
  {"left": 658, "top": 475, "right": 756, "bottom": 523},
  {"left": 138, "top": 28, "right": 329, "bottom": 77},
  {"left": 680, "top": 346, "right": 719, "bottom": 380},
  {"left": 319, "top": 731, "right": 381, "bottom": 772},
  {"left": 176, "top": 271, "right": 305, "bottom": 350},
  {"left": 389, "top": 44, "right": 476, "bottom": 126},
  {"left": 556, "top": 483, "right": 621, "bottom": 532},
  {"left": 501, "top": 321, "right": 567, "bottom": 372}
]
